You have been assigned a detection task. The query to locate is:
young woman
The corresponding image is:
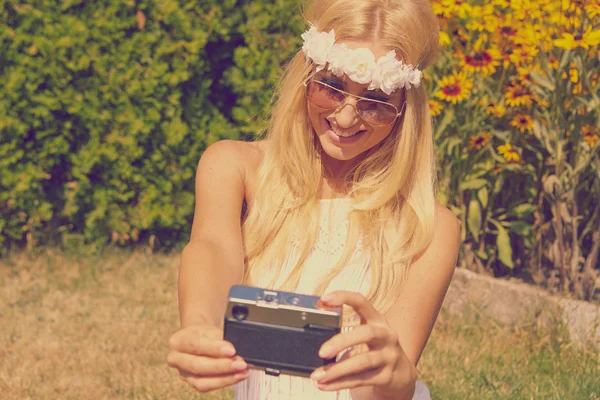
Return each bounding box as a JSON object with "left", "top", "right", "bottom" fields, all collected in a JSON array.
[{"left": 167, "top": 0, "right": 460, "bottom": 399}]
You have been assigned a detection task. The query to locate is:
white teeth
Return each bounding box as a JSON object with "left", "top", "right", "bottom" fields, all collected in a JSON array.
[{"left": 327, "top": 121, "right": 362, "bottom": 137}]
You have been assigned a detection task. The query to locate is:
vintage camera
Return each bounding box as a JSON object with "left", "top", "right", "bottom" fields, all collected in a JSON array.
[{"left": 223, "top": 285, "right": 343, "bottom": 377}]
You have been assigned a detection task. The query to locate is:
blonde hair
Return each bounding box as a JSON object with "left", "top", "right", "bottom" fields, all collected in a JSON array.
[{"left": 241, "top": 0, "right": 440, "bottom": 315}]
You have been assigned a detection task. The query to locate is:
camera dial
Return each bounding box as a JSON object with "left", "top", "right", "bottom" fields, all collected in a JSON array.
[{"left": 264, "top": 294, "right": 276, "bottom": 303}]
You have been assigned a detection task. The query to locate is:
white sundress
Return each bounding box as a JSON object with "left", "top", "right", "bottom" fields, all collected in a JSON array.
[{"left": 234, "top": 198, "right": 431, "bottom": 400}]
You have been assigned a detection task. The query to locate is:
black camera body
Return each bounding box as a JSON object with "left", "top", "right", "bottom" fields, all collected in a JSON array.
[{"left": 223, "top": 285, "right": 343, "bottom": 377}]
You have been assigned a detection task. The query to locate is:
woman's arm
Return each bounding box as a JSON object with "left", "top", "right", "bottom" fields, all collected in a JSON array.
[
  {"left": 384, "top": 203, "right": 461, "bottom": 365},
  {"left": 178, "top": 140, "right": 247, "bottom": 329},
  {"left": 351, "top": 203, "right": 460, "bottom": 399}
]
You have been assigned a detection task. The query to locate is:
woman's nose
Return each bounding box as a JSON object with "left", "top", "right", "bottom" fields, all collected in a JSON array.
[{"left": 334, "top": 98, "right": 360, "bottom": 128}]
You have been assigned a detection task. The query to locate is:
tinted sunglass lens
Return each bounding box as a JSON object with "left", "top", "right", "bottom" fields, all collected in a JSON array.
[
  {"left": 306, "top": 82, "right": 344, "bottom": 108},
  {"left": 357, "top": 100, "right": 397, "bottom": 125}
]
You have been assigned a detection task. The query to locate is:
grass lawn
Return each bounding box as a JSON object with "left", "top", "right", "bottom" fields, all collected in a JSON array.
[{"left": 1, "top": 247, "right": 598, "bottom": 399}]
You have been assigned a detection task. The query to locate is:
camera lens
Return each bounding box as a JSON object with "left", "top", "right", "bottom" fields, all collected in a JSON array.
[{"left": 232, "top": 305, "right": 248, "bottom": 321}]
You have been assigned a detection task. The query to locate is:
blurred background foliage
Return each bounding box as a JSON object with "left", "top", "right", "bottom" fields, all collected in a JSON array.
[{"left": 0, "top": 0, "right": 598, "bottom": 300}]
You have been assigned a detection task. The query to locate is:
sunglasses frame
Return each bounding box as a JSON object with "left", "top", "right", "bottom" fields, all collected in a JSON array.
[{"left": 303, "top": 79, "right": 406, "bottom": 127}]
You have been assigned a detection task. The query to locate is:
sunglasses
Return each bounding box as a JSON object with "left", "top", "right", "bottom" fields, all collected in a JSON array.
[{"left": 304, "top": 80, "right": 405, "bottom": 126}]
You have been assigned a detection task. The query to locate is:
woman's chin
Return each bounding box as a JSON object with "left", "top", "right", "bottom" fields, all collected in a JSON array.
[{"left": 317, "top": 133, "right": 362, "bottom": 161}]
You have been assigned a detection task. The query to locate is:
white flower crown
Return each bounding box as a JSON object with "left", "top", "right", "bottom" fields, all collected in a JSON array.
[{"left": 301, "top": 25, "right": 422, "bottom": 95}]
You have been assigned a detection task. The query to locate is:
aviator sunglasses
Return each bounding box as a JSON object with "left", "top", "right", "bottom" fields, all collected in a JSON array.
[{"left": 304, "top": 79, "right": 406, "bottom": 126}]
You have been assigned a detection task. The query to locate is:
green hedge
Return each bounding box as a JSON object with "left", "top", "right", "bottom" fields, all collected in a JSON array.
[{"left": 0, "top": 0, "right": 303, "bottom": 252}]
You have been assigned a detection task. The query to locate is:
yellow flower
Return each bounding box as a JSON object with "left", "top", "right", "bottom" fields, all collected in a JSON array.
[
  {"left": 535, "top": 98, "right": 550, "bottom": 108},
  {"left": 439, "top": 31, "right": 451, "bottom": 47},
  {"left": 497, "top": 24, "right": 518, "bottom": 39},
  {"left": 428, "top": 99, "right": 444, "bottom": 117},
  {"left": 465, "top": 5, "right": 498, "bottom": 33},
  {"left": 505, "top": 84, "right": 535, "bottom": 108},
  {"left": 510, "top": 113, "right": 534, "bottom": 133},
  {"left": 497, "top": 143, "right": 521, "bottom": 163},
  {"left": 582, "top": 124, "right": 599, "bottom": 149},
  {"left": 508, "top": 43, "right": 539, "bottom": 66},
  {"left": 517, "top": 64, "right": 544, "bottom": 85},
  {"left": 434, "top": 71, "right": 474, "bottom": 104},
  {"left": 561, "top": 62, "right": 579, "bottom": 83},
  {"left": 548, "top": 54, "right": 559, "bottom": 70},
  {"left": 554, "top": 28, "right": 600, "bottom": 50},
  {"left": 458, "top": 46, "right": 502, "bottom": 77},
  {"left": 485, "top": 101, "right": 507, "bottom": 118},
  {"left": 441, "top": 0, "right": 472, "bottom": 19},
  {"left": 585, "top": 4, "right": 600, "bottom": 19},
  {"left": 469, "top": 132, "right": 492, "bottom": 150}
]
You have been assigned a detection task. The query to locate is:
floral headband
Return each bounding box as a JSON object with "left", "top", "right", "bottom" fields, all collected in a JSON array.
[{"left": 301, "top": 25, "right": 422, "bottom": 95}]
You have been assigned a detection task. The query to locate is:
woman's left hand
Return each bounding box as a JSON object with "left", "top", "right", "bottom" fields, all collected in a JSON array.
[{"left": 310, "top": 290, "right": 417, "bottom": 398}]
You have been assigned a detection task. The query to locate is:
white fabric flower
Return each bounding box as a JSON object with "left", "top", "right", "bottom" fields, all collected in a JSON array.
[
  {"left": 369, "top": 50, "right": 403, "bottom": 95},
  {"left": 300, "top": 25, "right": 422, "bottom": 93},
  {"left": 301, "top": 26, "right": 335, "bottom": 72},
  {"left": 343, "top": 48, "right": 376, "bottom": 84},
  {"left": 404, "top": 67, "right": 423, "bottom": 89},
  {"left": 327, "top": 43, "right": 349, "bottom": 77}
]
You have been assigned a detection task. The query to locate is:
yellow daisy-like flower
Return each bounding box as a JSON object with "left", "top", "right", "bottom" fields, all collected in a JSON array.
[
  {"left": 548, "top": 54, "right": 559, "bottom": 70},
  {"left": 450, "top": 26, "right": 470, "bottom": 48},
  {"left": 534, "top": 98, "right": 550, "bottom": 108},
  {"left": 484, "top": 101, "right": 507, "bottom": 118},
  {"left": 465, "top": 5, "right": 498, "bottom": 33},
  {"left": 497, "top": 143, "right": 521, "bottom": 163},
  {"left": 434, "top": 72, "right": 474, "bottom": 104},
  {"left": 505, "top": 84, "right": 535, "bottom": 108},
  {"left": 458, "top": 46, "right": 502, "bottom": 77},
  {"left": 582, "top": 124, "right": 599, "bottom": 148},
  {"left": 585, "top": 4, "right": 600, "bottom": 19},
  {"left": 469, "top": 132, "right": 492, "bottom": 150},
  {"left": 554, "top": 27, "right": 600, "bottom": 50},
  {"left": 561, "top": 0, "right": 585, "bottom": 16},
  {"left": 560, "top": 62, "right": 579, "bottom": 83},
  {"left": 429, "top": 99, "right": 444, "bottom": 116},
  {"left": 508, "top": 43, "right": 539, "bottom": 66},
  {"left": 439, "top": 31, "right": 451, "bottom": 47},
  {"left": 444, "top": 0, "right": 473, "bottom": 19},
  {"left": 491, "top": 0, "right": 511, "bottom": 8},
  {"left": 510, "top": 113, "right": 535, "bottom": 133},
  {"left": 516, "top": 64, "right": 544, "bottom": 85},
  {"left": 498, "top": 24, "right": 518, "bottom": 39}
]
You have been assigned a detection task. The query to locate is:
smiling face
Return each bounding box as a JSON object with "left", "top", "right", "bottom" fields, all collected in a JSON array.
[{"left": 307, "top": 40, "right": 406, "bottom": 164}]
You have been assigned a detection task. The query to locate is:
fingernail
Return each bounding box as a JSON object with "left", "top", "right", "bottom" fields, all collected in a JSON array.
[
  {"left": 319, "top": 345, "right": 331, "bottom": 358},
  {"left": 221, "top": 346, "right": 236, "bottom": 357},
  {"left": 310, "top": 370, "right": 325, "bottom": 381},
  {"left": 321, "top": 293, "right": 335, "bottom": 302},
  {"left": 235, "top": 370, "right": 250, "bottom": 380},
  {"left": 231, "top": 360, "right": 247, "bottom": 371},
  {"left": 317, "top": 382, "right": 328, "bottom": 390}
]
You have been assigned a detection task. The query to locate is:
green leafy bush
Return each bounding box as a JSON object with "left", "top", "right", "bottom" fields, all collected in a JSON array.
[{"left": 0, "top": 0, "right": 260, "bottom": 251}]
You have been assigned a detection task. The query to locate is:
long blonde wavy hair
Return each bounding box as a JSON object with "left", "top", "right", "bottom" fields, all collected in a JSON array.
[{"left": 241, "top": 0, "right": 440, "bottom": 315}]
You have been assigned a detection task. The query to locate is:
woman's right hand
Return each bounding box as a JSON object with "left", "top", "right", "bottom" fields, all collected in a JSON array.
[{"left": 167, "top": 323, "right": 250, "bottom": 392}]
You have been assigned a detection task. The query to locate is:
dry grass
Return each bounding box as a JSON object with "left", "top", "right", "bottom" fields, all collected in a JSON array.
[
  {"left": 0, "top": 247, "right": 228, "bottom": 400},
  {"left": 1, "top": 247, "right": 598, "bottom": 399}
]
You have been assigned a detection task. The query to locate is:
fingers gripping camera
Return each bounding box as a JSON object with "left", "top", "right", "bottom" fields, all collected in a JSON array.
[{"left": 223, "top": 285, "right": 343, "bottom": 378}]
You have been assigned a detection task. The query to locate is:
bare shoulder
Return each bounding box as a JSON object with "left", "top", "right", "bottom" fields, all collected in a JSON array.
[
  {"left": 433, "top": 201, "right": 461, "bottom": 236},
  {"left": 201, "top": 138, "right": 267, "bottom": 176},
  {"left": 411, "top": 201, "right": 460, "bottom": 270},
  {"left": 202, "top": 139, "right": 268, "bottom": 204}
]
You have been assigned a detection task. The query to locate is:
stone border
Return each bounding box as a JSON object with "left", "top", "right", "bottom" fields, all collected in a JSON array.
[{"left": 443, "top": 268, "right": 600, "bottom": 351}]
